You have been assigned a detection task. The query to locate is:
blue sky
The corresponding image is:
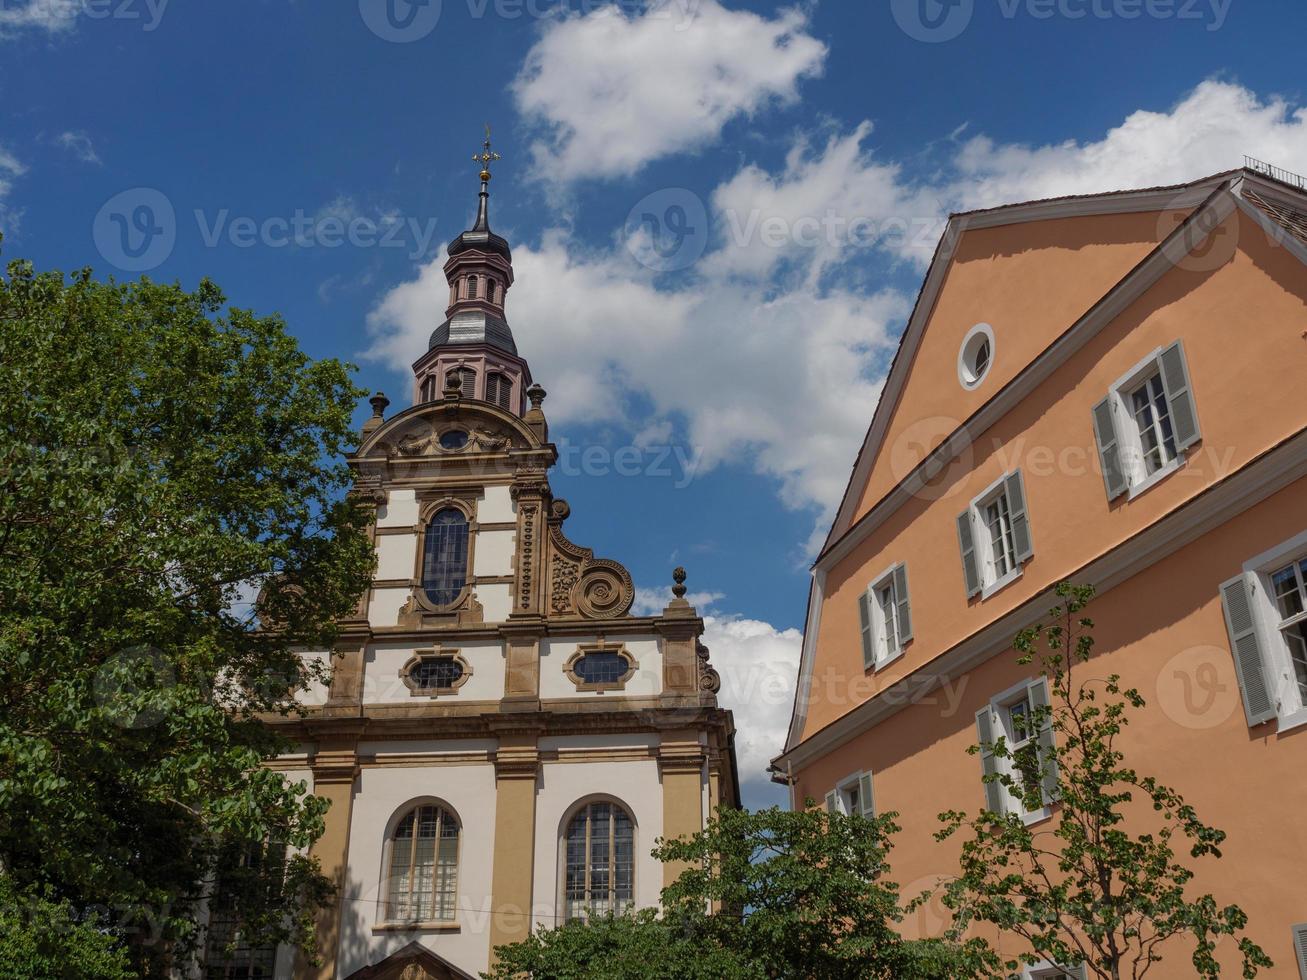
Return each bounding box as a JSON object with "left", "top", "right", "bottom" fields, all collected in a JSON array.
[{"left": 4, "top": 0, "right": 1307, "bottom": 804}]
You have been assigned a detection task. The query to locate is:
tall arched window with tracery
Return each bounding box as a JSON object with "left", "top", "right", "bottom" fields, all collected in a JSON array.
[
  {"left": 421, "top": 508, "right": 469, "bottom": 606},
  {"left": 384, "top": 803, "right": 460, "bottom": 922},
  {"left": 563, "top": 800, "right": 634, "bottom": 921}
]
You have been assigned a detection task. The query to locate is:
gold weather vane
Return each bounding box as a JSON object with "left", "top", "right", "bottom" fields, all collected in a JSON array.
[{"left": 474, "top": 124, "right": 501, "bottom": 182}]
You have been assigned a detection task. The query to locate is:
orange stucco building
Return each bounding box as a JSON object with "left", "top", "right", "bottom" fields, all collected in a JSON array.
[{"left": 772, "top": 166, "right": 1307, "bottom": 979}]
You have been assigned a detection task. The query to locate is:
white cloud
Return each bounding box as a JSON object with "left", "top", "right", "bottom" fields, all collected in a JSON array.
[
  {"left": 0, "top": 0, "right": 80, "bottom": 39},
  {"left": 0, "top": 145, "right": 26, "bottom": 235},
  {"left": 56, "top": 130, "right": 100, "bottom": 164},
  {"left": 366, "top": 234, "right": 906, "bottom": 525},
  {"left": 512, "top": 0, "right": 826, "bottom": 184},
  {"left": 948, "top": 80, "right": 1307, "bottom": 210},
  {"left": 703, "top": 613, "right": 802, "bottom": 791},
  {"left": 369, "top": 78, "right": 1307, "bottom": 548}
]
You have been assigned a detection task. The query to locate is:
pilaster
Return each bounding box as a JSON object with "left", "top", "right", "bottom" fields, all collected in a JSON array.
[
  {"left": 657, "top": 729, "right": 706, "bottom": 888},
  {"left": 487, "top": 728, "right": 541, "bottom": 963},
  {"left": 295, "top": 737, "right": 360, "bottom": 980}
]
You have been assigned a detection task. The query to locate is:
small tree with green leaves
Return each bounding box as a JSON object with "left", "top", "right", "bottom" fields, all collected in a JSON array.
[
  {"left": 937, "top": 582, "right": 1272, "bottom": 980},
  {"left": 487, "top": 805, "right": 996, "bottom": 980}
]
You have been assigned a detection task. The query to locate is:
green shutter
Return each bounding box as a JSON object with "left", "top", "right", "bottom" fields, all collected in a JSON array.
[
  {"left": 1005, "top": 470, "right": 1033, "bottom": 563},
  {"left": 859, "top": 590, "right": 875, "bottom": 669},
  {"left": 893, "top": 563, "right": 912, "bottom": 646},
  {"left": 1219, "top": 574, "right": 1276, "bottom": 727},
  {"left": 975, "top": 706, "right": 1005, "bottom": 812},
  {"left": 1027, "top": 677, "right": 1060, "bottom": 803},
  {"left": 1158, "top": 339, "right": 1201, "bottom": 452},
  {"left": 1092, "top": 396, "right": 1128, "bottom": 500},
  {"left": 957, "top": 511, "right": 981, "bottom": 598}
]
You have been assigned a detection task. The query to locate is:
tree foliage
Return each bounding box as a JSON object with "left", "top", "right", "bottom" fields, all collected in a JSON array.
[
  {"left": 488, "top": 805, "right": 995, "bottom": 980},
  {"left": 0, "top": 254, "right": 375, "bottom": 974},
  {"left": 937, "top": 583, "right": 1272, "bottom": 980}
]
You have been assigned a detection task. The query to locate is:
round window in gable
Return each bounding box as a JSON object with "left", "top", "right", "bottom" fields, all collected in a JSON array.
[
  {"left": 958, "top": 323, "right": 995, "bottom": 390},
  {"left": 439, "top": 429, "right": 469, "bottom": 451}
]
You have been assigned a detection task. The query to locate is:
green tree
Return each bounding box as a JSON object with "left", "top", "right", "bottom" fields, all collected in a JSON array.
[
  {"left": 0, "top": 254, "right": 374, "bottom": 975},
  {"left": 937, "top": 583, "right": 1272, "bottom": 980},
  {"left": 0, "top": 875, "right": 134, "bottom": 980},
  {"left": 487, "top": 805, "right": 996, "bottom": 979}
]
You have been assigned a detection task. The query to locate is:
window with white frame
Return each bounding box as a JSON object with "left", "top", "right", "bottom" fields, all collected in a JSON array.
[
  {"left": 975, "top": 677, "right": 1057, "bottom": 823},
  {"left": 957, "top": 471, "right": 1033, "bottom": 599},
  {"left": 1222, "top": 530, "right": 1307, "bottom": 732},
  {"left": 858, "top": 564, "right": 912, "bottom": 670},
  {"left": 824, "top": 771, "right": 875, "bottom": 819},
  {"left": 1092, "top": 340, "right": 1201, "bottom": 501},
  {"left": 1021, "top": 963, "right": 1087, "bottom": 980}
]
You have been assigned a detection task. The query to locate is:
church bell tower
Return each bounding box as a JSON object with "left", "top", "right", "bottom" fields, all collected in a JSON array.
[{"left": 270, "top": 130, "right": 739, "bottom": 980}]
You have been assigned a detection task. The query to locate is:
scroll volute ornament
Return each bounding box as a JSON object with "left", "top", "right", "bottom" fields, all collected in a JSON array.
[{"left": 545, "top": 497, "right": 635, "bottom": 620}]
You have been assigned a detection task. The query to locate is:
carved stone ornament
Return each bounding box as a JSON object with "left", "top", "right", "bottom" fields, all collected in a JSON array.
[{"left": 546, "top": 525, "right": 635, "bottom": 620}]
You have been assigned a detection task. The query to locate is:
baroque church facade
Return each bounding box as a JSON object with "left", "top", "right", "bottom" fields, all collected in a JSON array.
[{"left": 252, "top": 148, "right": 738, "bottom": 979}]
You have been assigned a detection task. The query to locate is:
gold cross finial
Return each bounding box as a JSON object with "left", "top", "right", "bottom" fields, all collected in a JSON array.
[{"left": 474, "top": 123, "right": 501, "bottom": 182}]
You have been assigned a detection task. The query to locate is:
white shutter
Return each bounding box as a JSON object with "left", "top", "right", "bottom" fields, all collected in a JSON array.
[
  {"left": 858, "top": 771, "right": 875, "bottom": 817},
  {"left": 824, "top": 791, "right": 837, "bottom": 814},
  {"left": 893, "top": 563, "right": 912, "bottom": 646},
  {"left": 1005, "top": 470, "right": 1034, "bottom": 563},
  {"left": 957, "top": 511, "right": 981, "bottom": 598},
  {"left": 859, "top": 590, "right": 875, "bottom": 669},
  {"left": 1292, "top": 922, "right": 1307, "bottom": 979},
  {"left": 1158, "top": 339, "right": 1201, "bottom": 452},
  {"left": 1219, "top": 574, "right": 1276, "bottom": 727},
  {"left": 975, "top": 706, "right": 1005, "bottom": 812},
  {"left": 1092, "top": 396, "right": 1129, "bottom": 500},
  {"left": 1027, "top": 677, "right": 1059, "bottom": 802}
]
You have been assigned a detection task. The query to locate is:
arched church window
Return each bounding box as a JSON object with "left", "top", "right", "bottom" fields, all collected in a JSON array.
[
  {"left": 467, "top": 274, "right": 479, "bottom": 299},
  {"left": 384, "top": 803, "right": 460, "bottom": 922},
  {"left": 485, "top": 372, "right": 512, "bottom": 411},
  {"left": 488, "top": 280, "right": 498, "bottom": 303},
  {"left": 563, "top": 800, "right": 634, "bottom": 922},
  {"left": 421, "top": 509, "right": 468, "bottom": 607}
]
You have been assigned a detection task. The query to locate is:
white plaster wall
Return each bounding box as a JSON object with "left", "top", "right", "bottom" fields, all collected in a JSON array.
[
  {"left": 375, "top": 489, "right": 419, "bottom": 528},
  {"left": 335, "top": 762, "right": 498, "bottom": 980},
  {"left": 368, "top": 588, "right": 409, "bottom": 628},
  {"left": 479, "top": 484, "right": 515, "bottom": 524},
  {"left": 475, "top": 583, "right": 512, "bottom": 624},
  {"left": 363, "top": 641, "right": 505, "bottom": 704},
  {"left": 472, "top": 529, "right": 515, "bottom": 577},
  {"left": 531, "top": 757, "right": 664, "bottom": 928},
  {"left": 375, "top": 533, "right": 417, "bottom": 581},
  {"left": 294, "top": 651, "right": 332, "bottom": 706},
  {"left": 538, "top": 636, "right": 663, "bottom": 699}
]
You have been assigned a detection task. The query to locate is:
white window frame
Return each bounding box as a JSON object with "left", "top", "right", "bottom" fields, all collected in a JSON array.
[
  {"left": 1243, "top": 528, "right": 1307, "bottom": 733},
  {"left": 1020, "top": 961, "right": 1083, "bottom": 980},
  {"left": 1105, "top": 348, "right": 1187, "bottom": 500},
  {"left": 865, "top": 564, "right": 905, "bottom": 671},
  {"left": 833, "top": 770, "right": 874, "bottom": 818},
  {"left": 967, "top": 474, "right": 1022, "bottom": 599},
  {"left": 988, "top": 679, "right": 1052, "bottom": 826}
]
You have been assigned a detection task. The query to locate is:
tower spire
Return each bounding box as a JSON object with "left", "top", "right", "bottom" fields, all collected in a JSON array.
[{"left": 471, "top": 124, "right": 500, "bottom": 232}]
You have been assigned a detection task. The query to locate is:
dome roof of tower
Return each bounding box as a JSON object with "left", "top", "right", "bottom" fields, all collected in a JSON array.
[{"left": 427, "top": 309, "right": 518, "bottom": 356}]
